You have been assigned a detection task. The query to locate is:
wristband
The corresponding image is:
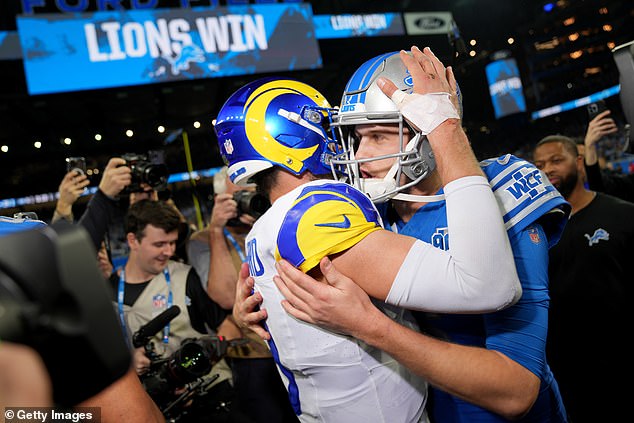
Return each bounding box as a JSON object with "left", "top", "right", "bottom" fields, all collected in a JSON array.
[{"left": 390, "top": 91, "right": 460, "bottom": 135}]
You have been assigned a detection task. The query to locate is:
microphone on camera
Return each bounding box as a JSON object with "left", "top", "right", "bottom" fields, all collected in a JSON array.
[{"left": 132, "top": 305, "right": 181, "bottom": 348}]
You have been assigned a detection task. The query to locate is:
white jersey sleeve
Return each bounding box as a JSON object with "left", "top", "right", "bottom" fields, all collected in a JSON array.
[{"left": 386, "top": 175, "right": 522, "bottom": 313}]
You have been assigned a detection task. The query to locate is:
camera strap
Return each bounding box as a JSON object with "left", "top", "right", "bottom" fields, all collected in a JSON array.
[
  {"left": 118, "top": 266, "right": 173, "bottom": 346},
  {"left": 224, "top": 228, "right": 246, "bottom": 263}
]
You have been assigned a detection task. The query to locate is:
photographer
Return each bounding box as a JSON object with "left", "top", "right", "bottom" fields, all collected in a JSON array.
[
  {"left": 78, "top": 157, "right": 132, "bottom": 249},
  {"left": 188, "top": 167, "right": 259, "bottom": 308},
  {"left": 78, "top": 156, "right": 189, "bottom": 266},
  {"left": 187, "top": 168, "right": 294, "bottom": 423},
  {"left": 0, "top": 215, "right": 164, "bottom": 423},
  {"left": 112, "top": 199, "right": 236, "bottom": 422}
]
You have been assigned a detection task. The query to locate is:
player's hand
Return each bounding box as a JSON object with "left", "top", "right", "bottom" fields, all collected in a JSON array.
[
  {"left": 377, "top": 46, "right": 454, "bottom": 98},
  {"left": 273, "top": 257, "right": 377, "bottom": 337},
  {"left": 232, "top": 262, "right": 270, "bottom": 341},
  {"left": 404, "top": 45, "right": 453, "bottom": 95},
  {"left": 376, "top": 46, "right": 459, "bottom": 136}
]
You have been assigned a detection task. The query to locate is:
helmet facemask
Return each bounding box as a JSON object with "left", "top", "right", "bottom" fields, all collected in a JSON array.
[{"left": 330, "top": 110, "right": 437, "bottom": 203}]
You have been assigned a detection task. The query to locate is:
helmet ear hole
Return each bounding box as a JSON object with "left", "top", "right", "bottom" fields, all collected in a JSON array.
[{"left": 401, "top": 136, "right": 436, "bottom": 182}]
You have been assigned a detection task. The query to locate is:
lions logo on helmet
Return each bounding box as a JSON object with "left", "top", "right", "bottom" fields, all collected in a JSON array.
[
  {"left": 330, "top": 52, "right": 463, "bottom": 203},
  {"left": 214, "top": 77, "right": 341, "bottom": 186}
]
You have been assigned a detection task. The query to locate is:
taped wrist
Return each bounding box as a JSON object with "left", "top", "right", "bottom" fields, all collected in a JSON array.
[{"left": 390, "top": 91, "right": 459, "bottom": 135}]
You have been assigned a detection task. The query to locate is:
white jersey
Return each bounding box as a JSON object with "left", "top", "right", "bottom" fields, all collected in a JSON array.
[{"left": 246, "top": 179, "right": 427, "bottom": 423}]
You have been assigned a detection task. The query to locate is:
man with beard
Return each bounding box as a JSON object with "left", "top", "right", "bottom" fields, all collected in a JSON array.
[{"left": 533, "top": 135, "right": 634, "bottom": 422}]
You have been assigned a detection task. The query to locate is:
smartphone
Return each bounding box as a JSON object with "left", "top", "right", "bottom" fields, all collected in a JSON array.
[
  {"left": 66, "top": 156, "right": 87, "bottom": 175},
  {"left": 587, "top": 100, "right": 608, "bottom": 121}
]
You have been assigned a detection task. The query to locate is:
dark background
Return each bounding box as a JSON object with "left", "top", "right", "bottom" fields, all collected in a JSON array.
[{"left": 1, "top": 0, "right": 632, "bottom": 218}]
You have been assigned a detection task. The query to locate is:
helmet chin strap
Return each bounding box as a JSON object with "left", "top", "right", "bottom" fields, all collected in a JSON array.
[
  {"left": 358, "top": 177, "right": 398, "bottom": 203},
  {"left": 359, "top": 137, "right": 445, "bottom": 204},
  {"left": 392, "top": 192, "right": 445, "bottom": 203},
  {"left": 359, "top": 159, "right": 445, "bottom": 204}
]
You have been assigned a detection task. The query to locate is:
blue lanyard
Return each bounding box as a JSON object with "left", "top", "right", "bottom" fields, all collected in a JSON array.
[
  {"left": 118, "top": 266, "right": 173, "bottom": 345},
  {"left": 224, "top": 228, "right": 246, "bottom": 263}
]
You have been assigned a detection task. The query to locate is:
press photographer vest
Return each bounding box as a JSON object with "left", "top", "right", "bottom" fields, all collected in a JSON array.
[
  {"left": 123, "top": 260, "right": 232, "bottom": 385},
  {"left": 124, "top": 261, "right": 200, "bottom": 353}
]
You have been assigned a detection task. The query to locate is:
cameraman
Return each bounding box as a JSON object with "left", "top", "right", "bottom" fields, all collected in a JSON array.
[
  {"left": 112, "top": 199, "right": 234, "bottom": 421},
  {"left": 187, "top": 168, "right": 296, "bottom": 423},
  {"left": 0, "top": 214, "right": 165, "bottom": 423}
]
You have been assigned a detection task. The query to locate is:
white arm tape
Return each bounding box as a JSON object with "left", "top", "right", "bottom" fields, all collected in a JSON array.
[
  {"left": 385, "top": 175, "right": 521, "bottom": 313},
  {"left": 390, "top": 91, "right": 460, "bottom": 135}
]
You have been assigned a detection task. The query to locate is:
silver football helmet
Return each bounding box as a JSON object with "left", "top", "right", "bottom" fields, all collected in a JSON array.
[{"left": 330, "top": 51, "right": 460, "bottom": 203}]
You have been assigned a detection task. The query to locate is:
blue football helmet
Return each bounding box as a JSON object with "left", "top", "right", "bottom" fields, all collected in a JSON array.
[
  {"left": 330, "top": 51, "right": 462, "bottom": 203},
  {"left": 214, "top": 77, "right": 340, "bottom": 186}
]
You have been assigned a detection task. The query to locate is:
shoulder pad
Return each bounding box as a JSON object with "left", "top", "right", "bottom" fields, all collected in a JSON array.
[
  {"left": 481, "top": 154, "right": 571, "bottom": 247},
  {"left": 276, "top": 182, "right": 382, "bottom": 272}
]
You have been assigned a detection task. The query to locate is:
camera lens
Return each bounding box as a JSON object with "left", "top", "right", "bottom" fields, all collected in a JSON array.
[
  {"left": 232, "top": 191, "right": 270, "bottom": 219},
  {"left": 122, "top": 153, "right": 169, "bottom": 192},
  {"left": 247, "top": 193, "right": 271, "bottom": 218},
  {"left": 142, "top": 164, "right": 169, "bottom": 188},
  {"left": 168, "top": 341, "right": 211, "bottom": 385}
]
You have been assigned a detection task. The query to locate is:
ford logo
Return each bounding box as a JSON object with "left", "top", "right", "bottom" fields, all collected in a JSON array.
[{"left": 414, "top": 17, "right": 445, "bottom": 30}]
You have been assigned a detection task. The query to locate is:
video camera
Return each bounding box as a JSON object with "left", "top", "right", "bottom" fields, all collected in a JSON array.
[
  {"left": 0, "top": 220, "right": 131, "bottom": 406},
  {"left": 141, "top": 336, "right": 229, "bottom": 403},
  {"left": 132, "top": 306, "right": 247, "bottom": 419},
  {"left": 121, "top": 152, "right": 169, "bottom": 193}
]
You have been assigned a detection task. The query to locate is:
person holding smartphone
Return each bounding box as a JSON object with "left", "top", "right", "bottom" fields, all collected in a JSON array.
[
  {"left": 583, "top": 103, "right": 634, "bottom": 202},
  {"left": 52, "top": 157, "right": 90, "bottom": 223}
]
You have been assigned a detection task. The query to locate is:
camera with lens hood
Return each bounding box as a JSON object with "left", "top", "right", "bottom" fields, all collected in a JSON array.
[
  {"left": 141, "top": 337, "right": 224, "bottom": 406},
  {"left": 232, "top": 191, "right": 271, "bottom": 219},
  {"left": 121, "top": 152, "right": 169, "bottom": 193}
]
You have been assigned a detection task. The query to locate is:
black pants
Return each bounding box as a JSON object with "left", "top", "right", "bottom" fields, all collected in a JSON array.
[
  {"left": 176, "top": 379, "right": 254, "bottom": 423},
  {"left": 229, "top": 357, "right": 300, "bottom": 423}
]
